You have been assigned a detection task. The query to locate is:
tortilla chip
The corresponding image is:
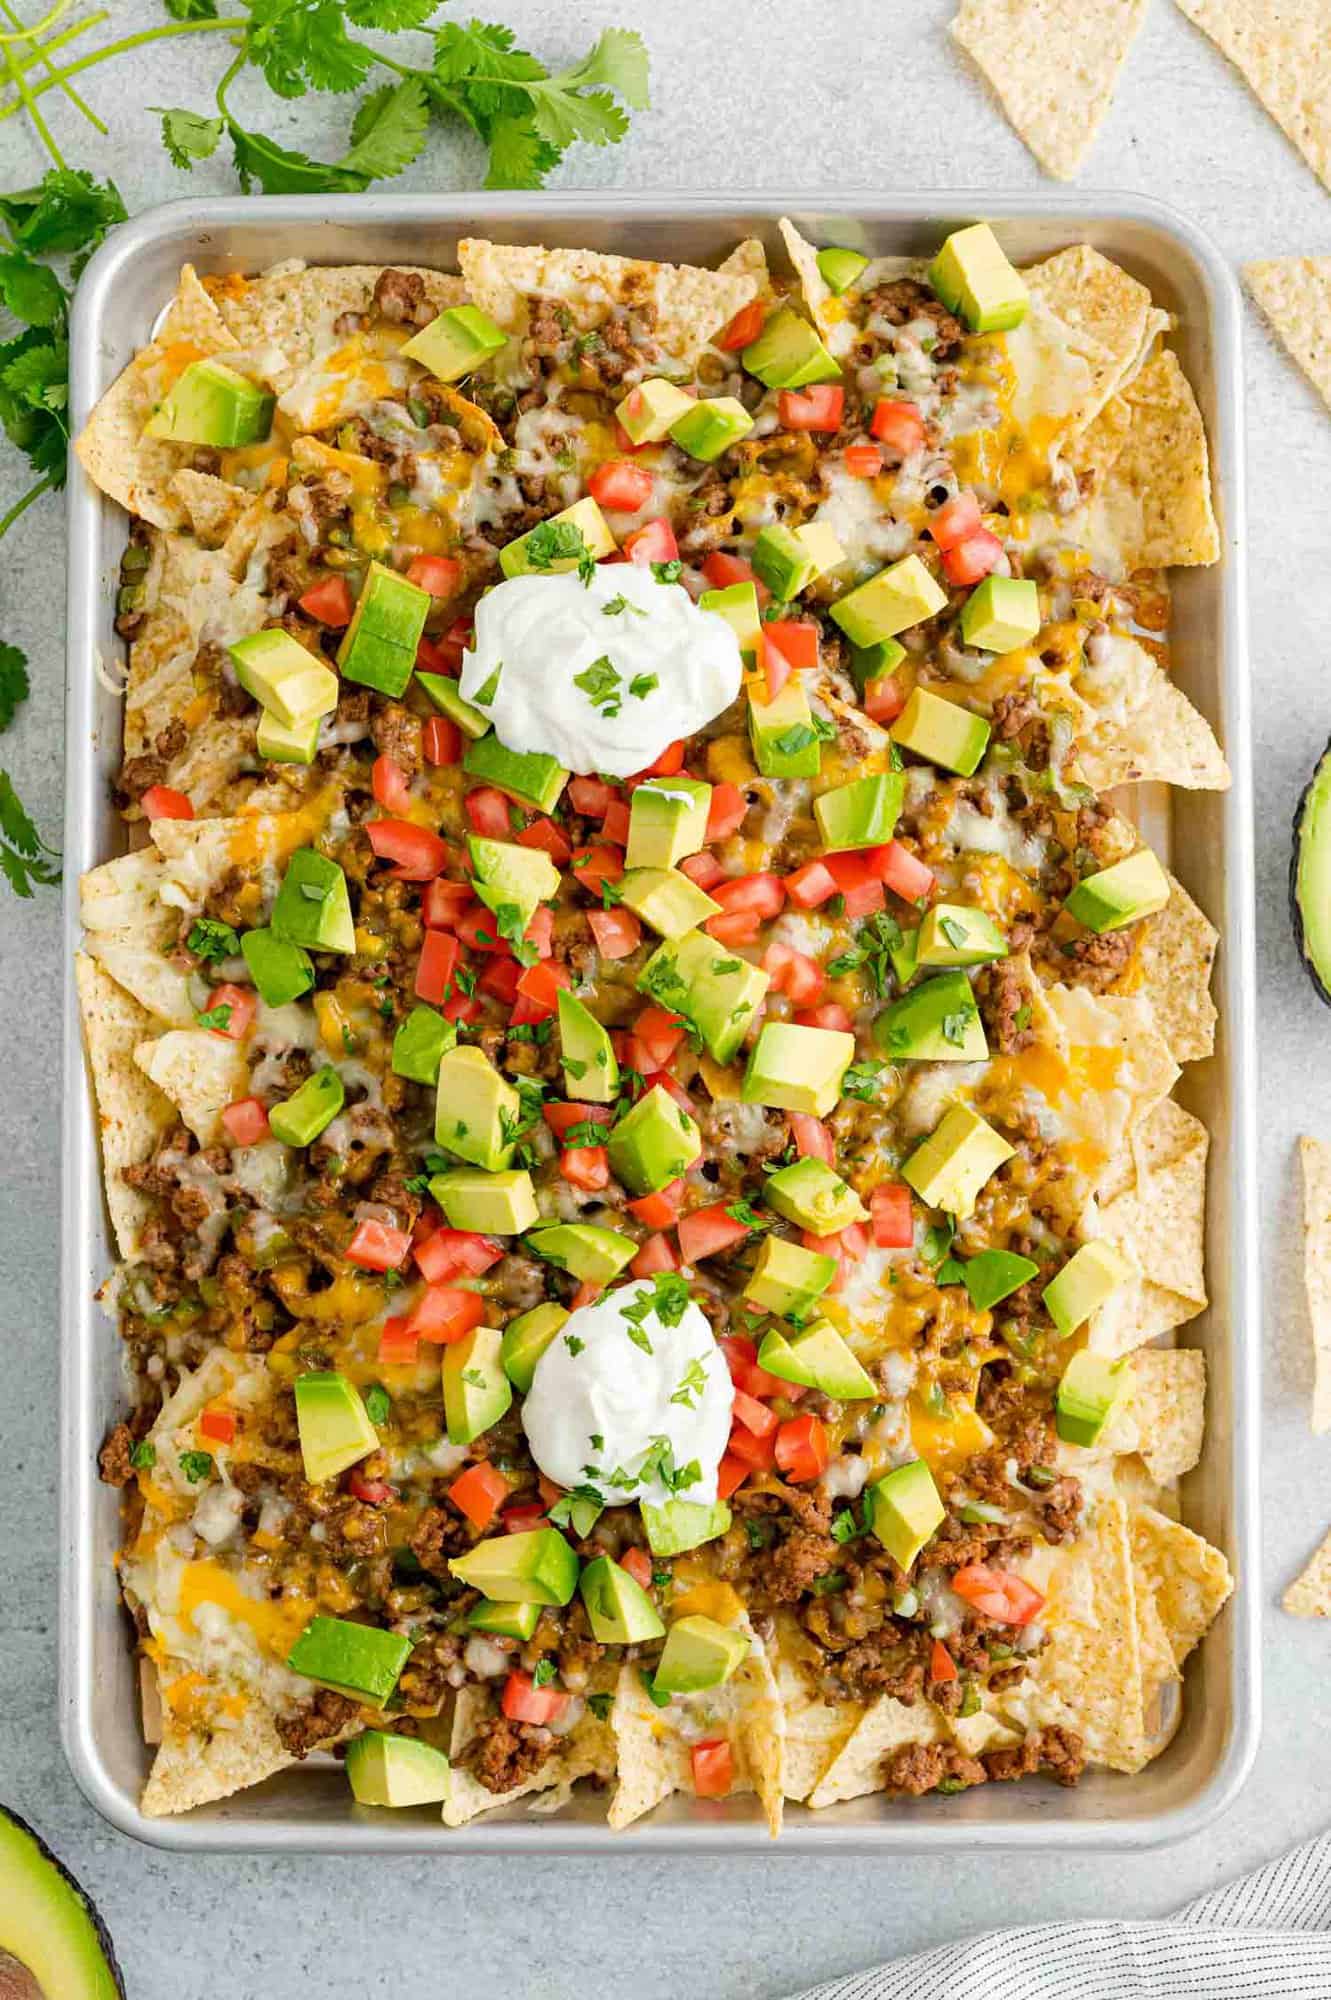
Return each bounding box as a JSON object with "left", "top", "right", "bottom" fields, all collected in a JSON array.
[
  {"left": 1175, "top": 0, "right": 1331, "bottom": 195},
  {"left": 1135, "top": 875, "right": 1219, "bottom": 1064},
  {"left": 167, "top": 469, "right": 254, "bottom": 548},
  {"left": 1090, "top": 1105, "right": 1208, "bottom": 1356},
  {"left": 806, "top": 1697, "right": 943, "bottom": 1809},
  {"left": 1070, "top": 349, "right": 1220, "bottom": 569},
  {"left": 1119, "top": 1348, "right": 1207, "bottom": 1482},
  {"left": 80, "top": 848, "right": 199, "bottom": 1028},
  {"left": 135, "top": 1028, "right": 249, "bottom": 1145},
  {"left": 1043, "top": 985, "right": 1181, "bottom": 1153},
  {"left": 947, "top": 1705, "right": 1024, "bottom": 1758},
  {"left": 1244, "top": 258, "right": 1331, "bottom": 413},
  {"left": 150, "top": 808, "right": 322, "bottom": 912},
  {"left": 142, "top": 1697, "right": 326, "bottom": 1818},
  {"left": 951, "top": 0, "right": 1149, "bottom": 181},
  {"left": 1300, "top": 1135, "right": 1331, "bottom": 1433},
  {"left": 718, "top": 237, "right": 771, "bottom": 292},
  {"left": 1027, "top": 245, "right": 1170, "bottom": 423},
  {"left": 1130, "top": 1505, "right": 1233, "bottom": 1667},
  {"left": 1135, "top": 1578, "right": 1181, "bottom": 1700},
  {"left": 772, "top": 1620, "right": 860, "bottom": 1802},
  {"left": 123, "top": 530, "right": 270, "bottom": 764},
  {"left": 1283, "top": 1527, "right": 1331, "bottom": 1617},
  {"left": 210, "top": 263, "right": 465, "bottom": 375},
  {"left": 1076, "top": 634, "right": 1229, "bottom": 791},
  {"left": 75, "top": 953, "right": 177, "bottom": 1258},
  {"left": 442, "top": 1679, "right": 615, "bottom": 1827}
]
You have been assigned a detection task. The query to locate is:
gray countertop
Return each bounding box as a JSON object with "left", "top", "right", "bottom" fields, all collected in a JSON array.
[{"left": 1, "top": 1, "right": 1326, "bottom": 1990}]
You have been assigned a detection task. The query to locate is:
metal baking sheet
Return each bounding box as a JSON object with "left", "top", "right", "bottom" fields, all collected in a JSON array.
[{"left": 60, "top": 192, "right": 1258, "bottom": 1851}]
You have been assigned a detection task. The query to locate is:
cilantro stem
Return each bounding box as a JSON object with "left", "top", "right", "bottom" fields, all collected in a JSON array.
[
  {"left": 0, "top": 0, "right": 102, "bottom": 132},
  {"left": 0, "top": 473, "right": 55, "bottom": 542},
  {"left": 5, "top": 12, "right": 106, "bottom": 82},
  {"left": 0, "top": 14, "right": 244, "bottom": 122},
  {"left": 0, "top": 0, "right": 69, "bottom": 42},
  {"left": 2, "top": 18, "right": 63, "bottom": 163}
]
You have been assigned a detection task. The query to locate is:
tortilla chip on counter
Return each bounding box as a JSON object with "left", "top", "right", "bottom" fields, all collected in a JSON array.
[
  {"left": 1244, "top": 258, "right": 1331, "bottom": 414},
  {"left": 1300, "top": 1136, "right": 1331, "bottom": 1433},
  {"left": 1174, "top": 0, "right": 1331, "bottom": 196},
  {"left": 1283, "top": 1529, "right": 1331, "bottom": 1618},
  {"left": 1068, "top": 348, "right": 1221, "bottom": 569},
  {"left": 951, "top": 0, "right": 1150, "bottom": 181},
  {"left": 1075, "top": 634, "right": 1229, "bottom": 792},
  {"left": 75, "top": 952, "right": 177, "bottom": 1259}
]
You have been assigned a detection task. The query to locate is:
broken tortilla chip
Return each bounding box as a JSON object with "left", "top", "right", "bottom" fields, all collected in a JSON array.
[
  {"left": 1026, "top": 244, "right": 1169, "bottom": 425},
  {"left": 1069, "top": 348, "right": 1220, "bottom": 569},
  {"left": 806, "top": 1695, "right": 943, "bottom": 1810},
  {"left": 1244, "top": 257, "right": 1331, "bottom": 415},
  {"left": 1300, "top": 1135, "right": 1331, "bottom": 1433},
  {"left": 1076, "top": 634, "right": 1229, "bottom": 792},
  {"left": 1090, "top": 1101, "right": 1208, "bottom": 1356},
  {"left": 1283, "top": 1528, "right": 1331, "bottom": 1617},
  {"left": 442, "top": 1679, "right": 615, "bottom": 1826},
  {"left": 1130, "top": 1505, "right": 1233, "bottom": 1667},
  {"left": 1174, "top": 0, "right": 1331, "bottom": 196},
  {"left": 951, "top": 0, "right": 1149, "bottom": 181},
  {"left": 1106, "top": 1348, "right": 1208, "bottom": 1482},
  {"left": 75, "top": 952, "right": 177, "bottom": 1258},
  {"left": 209, "top": 262, "right": 466, "bottom": 378},
  {"left": 135, "top": 1028, "right": 249, "bottom": 1145},
  {"left": 772, "top": 1619, "right": 861, "bottom": 1802},
  {"left": 1135, "top": 874, "right": 1219, "bottom": 1065}
]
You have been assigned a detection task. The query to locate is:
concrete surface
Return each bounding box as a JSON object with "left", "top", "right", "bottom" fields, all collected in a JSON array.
[{"left": 1, "top": 1, "right": 1328, "bottom": 1991}]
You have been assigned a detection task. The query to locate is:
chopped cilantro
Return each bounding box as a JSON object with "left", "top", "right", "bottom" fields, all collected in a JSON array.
[
  {"left": 811, "top": 1570, "right": 848, "bottom": 1597},
  {"left": 573, "top": 653, "right": 622, "bottom": 717},
  {"left": 669, "top": 1357, "right": 708, "bottom": 1409},
  {"left": 650, "top": 559, "right": 683, "bottom": 584},
  {"left": 187, "top": 917, "right": 239, "bottom": 962},
  {"left": 364, "top": 1384, "right": 391, "bottom": 1426},
  {"left": 194, "top": 1002, "right": 233, "bottom": 1032},
  {"left": 129, "top": 1440, "right": 156, "bottom": 1470},
  {"left": 178, "top": 1450, "right": 214, "bottom": 1483},
  {"left": 523, "top": 518, "right": 596, "bottom": 582},
  {"left": 564, "top": 1333, "right": 585, "bottom": 1356},
  {"left": 628, "top": 672, "right": 658, "bottom": 699},
  {"left": 841, "top": 1059, "right": 887, "bottom": 1100},
  {"left": 587, "top": 1691, "right": 613, "bottom": 1720},
  {"left": 602, "top": 594, "right": 645, "bottom": 619}
]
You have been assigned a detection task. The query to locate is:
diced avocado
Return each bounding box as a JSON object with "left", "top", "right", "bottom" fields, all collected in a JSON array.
[
  {"left": 442, "top": 1324, "right": 511, "bottom": 1446},
  {"left": 616, "top": 376, "right": 695, "bottom": 444},
  {"left": 848, "top": 636, "right": 906, "bottom": 690},
  {"left": 742, "top": 306, "right": 841, "bottom": 389},
  {"left": 401, "top": 303, "right": 507, "bottom": 380},
  {"left": 462, "top": 730, "right": 568, "bottom": 814},
  {"left": 653, "top": 1613, "right": 749, "bottom": 1694},
  {"left": 748, "top": 679, "right": 821, "bottom": 779},
  {"left": 641, "top": 1499, "right": 731, "bottom": 1558},
  {"left": 256, "top": 708, "right": 321, "bottom": 764},
  {"left": 960, "top": 1247, "right": 1039, "bottom": 1311},
  {"left": 271, "top": 847, "right": 356, "bottom": 954},
  {"left": 229, "top": 628, "right": 339, "bottom": 729},
  {"left": 287, "top": 1616, "right": 411, "bottom": 1706},
  {"left": 468, "top": 1598, "right": 543, "bottom": 1641},
  {"left": 619, "top": 867, "right": 721, "bottom": 939},
  {"left": 500, "top": 1301, "right": 569, "bottom": 1393},
  {"left": 814, "top": 772, "right": 905, "bottom": 851},
  {"left": 240, "top": 926, "right": 314, "bottom": 1008},
  {"left": 959, "top": 575, "right": 1040, "bottom": 655},
  {"left": 449, "top": 1526, "right": 579, "bottom": 1606},
  {"left": 606, "top": 1084, "right": 702, "bottom": 1195},
  {"left": 698, "top": 580, "right": 762, "bottom": 665},
  {"left": 294, "top": 1371, "right": 378, "bottom": 1483},
  {"left": 433, "top": 1044, "right": 522, "bottom": 1171},
  {"left": 337, "top": 561, "right": 431, "bottom": 698},
  {"left": 625, "top": 778, "right": 712, "bottom": 871},
  {"left": 745, "top": 1235, "right": 837, "bottom": 1318},
  {"left": 345, "top": 1730, "right": 450, "bottom": 1809},
  {"left": 500, "top": 496, "right": 616, "bottom": 579},
  {"left": 144, "top": 357, "right": 274, "bottom": 445},
  {"left": 556, "top": 987, "right": 620, "bottom": 1105},
  {"left": 874, "top": 969, "right": 988, "bottom": 1063},
  {"left": 781, "top": 1318, "right": 875, "bottom": 1400},
  {"left": 669, "top": 396, "right": 754, "bottom": 461},
  {"left": 269, "top": 1065, "right": 345, "bottom": 1147},
  {"left": 866, "top": 1459, "right": 945, "bottom": 1569},
  {"left": 830, "top": 554, "right": 947, "bottom": 646},
  {"left": 816, "top": 245, "right": 869, "bottom": 295},
  {"left": 638, "top": 928, "right": 769, "bottom": 1066},
  {"left": 391, "top": 1003, "right": 455, "bottom": 1086},
  {"left": 891, "top": 687, "right": 990, "bottom": 777},
  {"left": 429, "top": 1166, "right": 538, "bottom": 1236},
  {"left": 755, "top": 1324, "right": 814, "bottom": 1386},
  {"left": 916, "top": 904, "right": 1007, "bottom": 967},
  {"left": 890, "top": 925, "right": 919, "bottom": 988},
  {"left": 902, "top": 1103, "right": 1014, "bottom": 1218},
  {"left": 764, "top": 1158, "right": 867, "bottom": 1237},
  {"left": 1042, "top": 1240, "right": 1133, "bottom": 1337},
  {"left": 417, "top": 671, "right": 490, "bottom": 740},
  {"left": 752, "top": 523, "right": 819, "bottom": 600},
  {"left": 795, "top": 520, "right": 846, "bottom": 576},
  {"left": 1066, "top": 850, "right": 1171, "bottom": 934},
  {"left": 742, "top": 1020, "right": 855, "bottom": 1117},
  {"left": 1055, "top": 1350, "right": 1126, "bottom": 1447},
  {"left": 527, "top": 1221, "right": 637, "bottom": 1283},
  {"left": 579, "top": 1553, "right": 666, "bottom": 1645},
  {"left": 928, "top": 223, "right": 1028, "bottom": 335},
  {"left": 468, "top": 835, "right": 560, "bottom": 932}
]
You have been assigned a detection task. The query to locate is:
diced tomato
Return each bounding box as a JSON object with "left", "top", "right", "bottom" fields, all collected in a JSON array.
[
  {"left": 415, "top": 928, "right": 459, "bottom": 1004},
  {"left": 502, "top": 1669, "right": 568, "bottom": 1726},
  {"left": 568, "top": 775, "right": 618, "bottom": 818},
  {"left": 821, "top": 851, "right": 885, "bottom": 919},
  {"left": 367, "top": 818, "right": 449, "bottom": 882},
  {"left": 543, "top": 1101, "right": 609, "bottom": 1142},
  {"left": 516, "top": 816, "right": 570, "bottom": 866},
  {"left": 869, "top": 838, "right": 935, "bottom": 904},
  {"left": 864, "top": 675, "right": 905, "bottom": 724},
  {"left": 870, "top": 398, "right": 926, "bottom": 455},
  {"left": 141, "top": 785, "right": 193, "bottom": 821},
  {"left": 929, "top": 1639, "right": 958, "bottom": 1685},
  {"left": 691, "top": 1737, "right": 734, "bottom": 1799},
  {"left": 716, "top": 1453, "right": 748, "bottom": 1501},
  {"left": 705, "top": 781, "right": 747, "bottom": 843},
  {"left": 406, "top": 553, "right": 462, "bottom": 599},
  {"left": 346, "top": 1219, "right": 411, "bottom": 1272},
  {"left": 843, "top": 877, "right": 886, "bottom": 919},
  {"left": 678, "top": 1202, "right": 752, "bottom": 1264},
  {"left": 778, "top": 385, "right": 845, "bottom": 432},
  {"left": 570, "top": 1281, "right": 603, "bottom": 1311},
  {"left": 222, "top": 1096, "right": 269, "bottom": 1147},
  {"left": 376, "top": 1317, "right": 419, "bottom": 1366},
  {"left": 524, "top": 904, "right": 554, "bottom": 960},
  {"left": 443, "top": 991, "right": 482, "bottom": 1025},
  {"left": 731, "top": 1388, "right": 778, "bottom": 1439},
  {"left": 449, "top": 1460, "right": 511, "bottom": 1531},
  {"left": 501, "top": 1501, "right": 548, "bottom": 1534},
  {"left": 790, "top": 1113, "right": 835, "bottom": 1165},
  {"left": 762, "top": 633, "right": 792, "bottom": 702},
  {"left": 928, "top": 491, "right": 982, "bottom": 552},
  {"left": 589, "top": 459, "right": 655, "bottom": 512},
  {"left": 587, "top": 907, "right": 641, "bottom": 960},
  {"left": 717, "top": 1334, "right": 791, "bottom": 1403},
  {"left": 372, "top": 753, "right": 413, "bottom": 815},
  {"left": 843, "top": 441, "right": 882, "bottom": 479},
  {"left": 620, "top": 1546, "right": 654, "bottom": 1591},
  {"left": 681, "top": 851, "right": 724, "bottom": 891},
  {"left": 630, "top": 1231, "right": 680, "bottom": 1278},
  {"left": 623, "top": 517, "right": 679, "bottom": 566},
  {"left": 633, "top": 1007, "right": 686, "bottom": 1069},
  {"left": 785, "top": 859, "right": 839, "bottom": 909},
  {"left": 774, "top": 1413, "right": 829, "bottom": 1483},
  {"left": 465, "top": 786, "right": 514, "bottom": 838},
  {"left": 510, "top": 958, "right": 567, "bottom": 1021},
  {"left": 479, "top": 954, "right": 520, "bottom": 1004},
  {"left": 704, "top": 910, "right": 760, "bottom": 947},
  {"left": 297, "top": 575, "right": 354, "bottom": 626},
  {"left": 416, "top": 633, "right": 462, "bottom": 676},
  {"left": 199, "top": 1407, "right": 236, "bottom": 1444},
  {"left": 415, "top": 1228, "right": 502, "bottom": 1284},
  {"left": 951, "top": 1565, "right": 1047, "bottom": 1627},
  {"left": 942, "top": 529, "right": 1004, "bottom": 587},
  {"left": 572, "top": 844, "right": 624, "bottom": 894},
  {"left": 718, "top": 298, "right": 767, "bottom": 351},
  {"left": 701, "top": 551, "right": 766, "bottom": 601},
  {"left": 727, "top": 1422, "right": 776, "bottom": 1471},
  {"left": 404, "top": 1284, "right": 485, "bottom": 1345},
  {"left": 765, "top": 619, "right": 818, "bottom": 672},
  {"left": 794, "top": 1002, "right": 853, "bottom": 1033},
  {"left": 870, "top": 1183, "right": 914, "bottom": 1249},
  {"left": 202, "top": 984, "right": 255, "bottom": 1041},
  {"left": 601, "top": 799, "right": 632, "bottom": 847},
  {"left": 627, "top": 1179, "right": 683, "bottom": 1228},
  {"left": 644, "top": 1069, "right": 697, "bottom": 1118},
  {"left": 712, "top": 872, "right": 785, "bottom": 920},
  {"left": 633, "top": 739, "right": 686, "bottom": 780},
  {"left": 763, "top": 941, "right": 825, "bottom": 1006},
  {"left": 420, "top": 882, "right": 470, "bottom": 933},
  {"left": 423, "top": 715, "right": 462, "bottom": 768},
  {"left": 454, "top": 905, "right": 509, "bottom": 955},
  {"left": 347, "top": 1471, "right": 395, "bottom": 1504},
  {"left": 561, "top": 1145, "right": 610, "bottom": 1191}
]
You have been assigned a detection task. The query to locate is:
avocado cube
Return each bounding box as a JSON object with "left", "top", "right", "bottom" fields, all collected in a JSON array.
[
  {"left": 500, "top": 1302, "right": 569, "bottom": 1393},
  {"left": 287, "top": 1616, "right": 411, "bottom": 1706},
  {"left": 782, "top": 1318, "right": 876, "bottom": 1400},
  {"left": 816, "top": 245, "right": 869, "bottom": 296},
  {"left": 442, "top": 1324, "right": 512, "bottom": 1446},
  {"left": 434, "top": 1045, "right": 521, "bottom": 1171},
  {"left": 626, "top": 778, "right": 712, "bottom": 871},
  {"left": 462, "top": 730, "right": 568, "bottom": 814},
  {"left": 417, "top": 671, "right": 490, "bottom": 740},
  {"left": 429, "top": 1166, "right": 538, "bottom": 1236},
  {"left": 338, "top": 561, "right": 431, "bottom": 697},
  {"left": 616, "top": 376, "right": 695, "bottom": 445},
  {"left": 143, "top": 357, "right": 274, "bottom": 446},
  {"left": 527, "top": 1221, "right": 637, "bottom": 1283},
  {"left": 874, "top": 969, "right": 988, "bottom": 1063},
  {"left": 256, "top": 708, "right": 322, "bottom": 765},
  {"left": 848, "top": 637, "right": 907, "bottom": 691},
  {"left": 344, "top": 1730, "right": 451, "bottom": 1809},
  {"left": 1055, "top": 1349, "right": 1127, "bottom": 1447},
  {"left": 744, "top": 1235, "right": 837, "bottom": 1318},
  {"left": 401, "top": 303, "right": 507, "bottom": 380},
  {"left": 814, "top": 772, "right": 905, "bottom": 852},
  {"left": 272, "top": 847, "right": 356, "bottom": 955},
  {"left": 902, "top": 1103, "right": 1014, "bottom": 1218},
  {"left": 698, "top": 580, "right": 762, "bottom": 665},
  {"left": 391, "top": 1004, "right": 456, "bottom": 1086},
  {"left": 229, "top": 628, "right": 339, "bottom": 729},
  {"left": 764, "top": 1158, "right": 867, "bottom": 1237},
  {"left": 916, "top": 904, "right": 1007, "bottom": 968},
  {"left": 619, "top": 867, "right": 721, "bottom": 939},
  {"left": 668, "top": 396, "right": 754, "bottom": 461},
  {"left": 748, "top": 679, "right": 821, "bottom": 779},
  {"left": 795, "top": 520, "right": 846, "bottom": 576},
  {"left": 500, "top": 496, "right": 616, "bottom": 579},
  {"left": 752, "top": 523, "right": 818, "bottom": 600},
  {"left": 294, "top": 1371, "right": 378, "bottom": 1483},
  {"left": 467, "top": 1598, "right": 543, "bottom": 1641},
  {"left": 269, "top": 1065, "right": 345, "bottom": 1147},
  {"left": 866, "top": 1459, "right": 945, "bottom": 1569},
  {"left": 890, "top": 925, "right": 919, "bottom": 988},
  {"left": 449, "top": 1525, "right": 579, "bottom": 1605},
  {"left": 1066, "top": 850, "right": 1171, "bottom": 934},
  {"left": 959, "top": 575, "right": 1040, "bottom": 655},
  {"left": 1042, "top": 1240, "right": 1133, "bottom": 1337},
  {"left": 555, "top": 988, "right": 619, "bottom": 1105},
  {"left": 653, "top": 1614, "right": 749, "bottom": 1695},
  {"left": 638, "top": 929, "right": 770, "bottom": 1066},
  {"left": 579, "top": 1553, "right": 666, "bottom": 1645},
  {"left": 755, "top": 1325, "right": 816, "bottom": 1388},
  {"left": 960, "top": 1247, "right": 1039, "bottom": 1312},
  {"left": 641, "top": 1499, "right": 732, "bottom": 1558},
  {"left": 830, "top": 554, "right": 947, "bottom": 646},
  {"left": 606, "top": 1084, "right": 702, "bottom": 1195},
  {"left": 891, "top": 687, "right": 991, "bottom": 777},
  {"left": 742, "top": 1020, "right": 855, "bottom": 1118},
  {"left": 468, "top": 835, "right": 560, "bottom": 932},
  {"left": 742, "top": 306, "right": 841, "bottom": 389},
  {"left": 928, "top": 223, "right": 1028, "bottom": 335},
  {"left": 240, "top": 926, "right": 314, "bottom": 1008}
]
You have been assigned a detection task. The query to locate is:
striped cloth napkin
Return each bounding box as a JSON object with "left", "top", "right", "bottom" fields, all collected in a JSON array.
[{"left": 790, "top": 1833, "right": 1331, "bottom": 1999}]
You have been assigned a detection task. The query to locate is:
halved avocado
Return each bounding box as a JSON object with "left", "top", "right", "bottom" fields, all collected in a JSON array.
[
  {"left": 1292, "top": 736, "right": 1331, "bottom": 1004},
  {"left": 0, "top": 1806, "right": 124, "bottom": 1997}
]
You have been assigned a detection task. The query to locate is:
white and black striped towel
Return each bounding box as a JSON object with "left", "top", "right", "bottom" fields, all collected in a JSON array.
[{"left": 790, "top": 1833, "right": 1331, "bottom": 1999}]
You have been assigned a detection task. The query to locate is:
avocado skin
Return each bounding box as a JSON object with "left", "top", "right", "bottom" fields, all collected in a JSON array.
[
  {"left": 1291, "top": 736, "right": 1331, "bottom": 1007},
  {"left": 0, "top": 1805, "right": 125, "bottom": 1998}
]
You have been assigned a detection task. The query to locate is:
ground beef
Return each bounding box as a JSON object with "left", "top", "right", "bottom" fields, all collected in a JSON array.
[
  {"left": 372, "top": 267, "right": 430, "bottom": 326},
  {"left": 335, "top": 686, "right": 371, "bottom": 731},
  {"left": 983, "top": 1725, "right": 1085, "bottom": 1786},
  {"left": 1058, "top": 926, "right": 1135, "bottom": 993},
  {"left": 556, "top": 1604, "right": 605, "bottom": 1691},
  {"left": 409, "top": 1503, "right": 469, "bottom": 1575},
  {"left": 115, "top": 719, "right": 188, "bottom": 805},
  {"left": 369, "top": 701, "right": 423, "bottom": 778},
  {"left": 276, "top": 1688, "right": 360, "bottom": 1758},
  {"left": 991, "top": 691, "right": 1039, "bottom": 741},
  {"left": 1036, "top": 1474, "right": 1084, "bottom": 1545},
  {"left": 366, "top": 1167, "right": 423, "bottom": 1232},
  {"left": 764, "top": 1528, "right": 843, "bottom": 1604},
  {"left": 974, "top": 959, "right": 1035, "bottom": 1055},
  {"left": 493, "top": 1253, "right": 547, "bottom": 1311},
  {"left": 881, "top": 1741, "right": 987, "bottom": 1796},
  {"left": 465, "top": 1715, "right": 556, "bottom": 1795},
  {"left": 824, "top": 1624, "right": 928, "bottom": 1705},
  {"left": 98, "top": 1422, "right": 135, "bottom": 1487},
  {"left": 861, "top": 279, "right": 964, "bottom": 359}
]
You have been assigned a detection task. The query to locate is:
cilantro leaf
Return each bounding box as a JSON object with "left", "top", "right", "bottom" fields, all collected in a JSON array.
[
  {"left": 339, "top": 77, "right": 431, "bottom": 181},
  {"left": 344, "top": 0, "right": 440, "bottom": 26},
  {"left": 0, "top": 770, "right": 59, "bottom": 898},
  {"left": 482, "top": 113, "right": 561, "bottom": 191},
  {"left": 246, "top": 0, "right": 373, "bottom": 97},
  {"left": 0, "top": 170, "right": 126, "bottom": 265},
  {"left": 155, "top": 107, "right": 225, "bottom": 170},
  {"left": 0, "top": 646, "right": 30, "bottom": 733},
  {"left": 164, "top": 0, "right": 220, "bottom": 18},
  {"left": 0, "top": 333, "right": 69, "bottom": 481},
  {"left": 0, "top": 255, "right": 65, "bottom": 330}
]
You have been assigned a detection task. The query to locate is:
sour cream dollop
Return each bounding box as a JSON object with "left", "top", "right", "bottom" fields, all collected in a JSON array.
[
  {"left": 458, "top": 563, "right": 743, "bottom": 780},
  {"left": 520, "top": 1278, "right": 733, "bottom": 1506}
]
